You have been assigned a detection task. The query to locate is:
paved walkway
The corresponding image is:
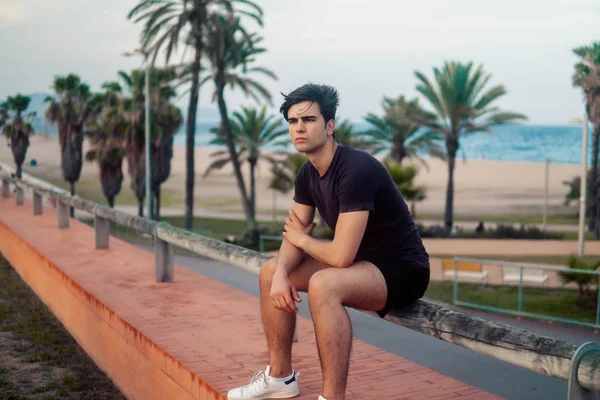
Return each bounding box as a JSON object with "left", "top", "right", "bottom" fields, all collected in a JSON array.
[{"left": 0, "top": 195, "right": 501, "bottom": 399}]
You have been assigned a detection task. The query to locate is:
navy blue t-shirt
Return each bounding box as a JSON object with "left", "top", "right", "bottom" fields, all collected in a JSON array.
[{"left": 293, "top": 144, "right": 429, "bottom": 269}]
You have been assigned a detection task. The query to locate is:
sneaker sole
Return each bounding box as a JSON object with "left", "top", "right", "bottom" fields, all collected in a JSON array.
[{"left": 227, "top": 389, "right": 300, "bottom": 400}]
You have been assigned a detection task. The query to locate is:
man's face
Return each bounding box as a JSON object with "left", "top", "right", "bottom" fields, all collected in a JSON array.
[{"left": 286, "top": 101, "right": 334, "bottom": 154}]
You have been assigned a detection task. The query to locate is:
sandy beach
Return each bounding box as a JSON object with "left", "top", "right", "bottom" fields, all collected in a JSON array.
[{"left": 0, "top": 135, "right": 582, "bottom": 219}]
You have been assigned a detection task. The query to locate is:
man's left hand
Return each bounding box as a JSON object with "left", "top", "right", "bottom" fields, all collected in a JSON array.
[{"left": 282, "top": 210, "right": 316, "bottom": 249}]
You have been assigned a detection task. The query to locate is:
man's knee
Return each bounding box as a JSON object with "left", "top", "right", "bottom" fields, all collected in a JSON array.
[
  {"left": 259, "top": 257, "right": 276, "bottom": 285},
  {"left": 308, "top": 270, "right": 338, "bottom": 305}
]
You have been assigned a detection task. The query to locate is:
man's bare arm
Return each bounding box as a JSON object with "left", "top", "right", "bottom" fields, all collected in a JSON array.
[
  {"left": 297, "top": 210, "right": 369, "bottom": 268},
  {"left": 274, "top": 203, "right": 315, "bottom": 276}
]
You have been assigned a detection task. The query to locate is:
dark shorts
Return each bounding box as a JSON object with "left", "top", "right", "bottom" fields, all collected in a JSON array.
[{"left": 356, "top": 254, "right": 430, "bottom": 318}]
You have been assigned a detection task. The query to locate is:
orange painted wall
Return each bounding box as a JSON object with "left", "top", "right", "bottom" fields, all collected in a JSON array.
[{"left": 0, "top": 221, "right": 223, "bottom": 400}]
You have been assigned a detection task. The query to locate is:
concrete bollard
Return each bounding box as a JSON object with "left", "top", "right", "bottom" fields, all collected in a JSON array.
[
  {"left": 2, "top": 177, "right": 9, "bottom": 198},
  {"left": 15, "top": 186, "right": 24, "bottom": 205},
  {"left": 33, "top": 192, "right": 43, "bottom": 215},
  {"left": 58, "top": 201, "right": 70, "bottom": 229},
  {"left": 155, "top": 237, "right": 174, "bottom": 283},
  {"left": 95, "top": 215, "right": 110, "bottom": 249}
]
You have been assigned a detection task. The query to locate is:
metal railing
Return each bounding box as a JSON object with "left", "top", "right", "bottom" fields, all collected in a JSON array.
[
  {"left": 0, "top": 162, "right": 599, "bottom": 399},
  {"left": 451, "top": 257, "right": 600, "bottom": 330},
  {"left": 259, "top": 234, "right": 283, "bottom": 253}
]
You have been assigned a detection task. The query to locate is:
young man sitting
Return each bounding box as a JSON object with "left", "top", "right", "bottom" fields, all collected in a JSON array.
[{"left": 227, "top": 83, "right": 430, "bottom": 400}]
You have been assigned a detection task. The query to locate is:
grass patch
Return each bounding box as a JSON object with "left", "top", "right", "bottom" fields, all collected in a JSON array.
[
  {"left": 0, "top": 254, "right": 125, "bottom": 400},
  {"left": 425, "top": 281, "right": 599, "bottom": 326},
  {"left": 25, "top": 168, "right": 181, "bottom": 208},
  {"left": 430, "top": 253, "right": 600, "bottom": 266},
  {"left": 416, "top": 213, "right": 578, "bottom": 226},
  {"left": 83, "top": 215, "right": 287, "bottom": 255},
  {"left": 163, "top": 216, "right": 283, "bottom": 241},
  {"left": 562, "top": 231, "right": 595, "bottom": 241}
]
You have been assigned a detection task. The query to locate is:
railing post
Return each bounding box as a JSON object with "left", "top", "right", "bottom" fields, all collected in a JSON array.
[
  {"left": 518, "top": 266, "right": 524, "bottom": 313},
  {"left": 453, "top": 258, "right": 459, "bottom": 304},
  {"left": 58, "top": 201, "right": 70, "bottom": 229},
  {"left": 94, "top": 215, "right": 109, "bottom": 249},
  {"left": 33, "top": 192, "right": 43, "bottom": 215},
  {"left": 567, "top": 342, "right": 600, "bottom": 400},
  {"left": 15, "top": 186, "right": 24, "bottom": 205},
  {"left": 596, "top": 276, "right": 600, "bottom": 328},
  {"left": 155, "top": 231, "right": 174, "bottom": 283},
  {"left": 2, "top": 177, "right": 9, "bottom": 198}
]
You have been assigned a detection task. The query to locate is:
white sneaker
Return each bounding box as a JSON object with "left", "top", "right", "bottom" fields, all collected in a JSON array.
[{"left": 227, "top": 365, "right": 300, "bottom": 400}]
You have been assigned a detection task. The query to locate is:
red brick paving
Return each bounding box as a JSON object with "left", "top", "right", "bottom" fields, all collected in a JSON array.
[{"left": 0, "top": 195, "right": 502, "bottom": 399}]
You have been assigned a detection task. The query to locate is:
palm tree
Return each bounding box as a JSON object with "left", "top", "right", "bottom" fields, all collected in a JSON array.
[
  {"left": 85, "top": 83, "right": 128, "bottom": 208},
  {"left": 117, "top": 69, "right": 148, "bottom": 216},
  {"left": 333, "top": 119, "right": 373, "bottom": 151},
  {"left": 0, "top": 102, "right": 8, "bottom": 130},
  {"left": 558, "top": 255, "right": 600, "bottom": 309},
  {"left": 201, "top": 13, "right": 276, "bottom": 229},
  {"left": 363, "top": 96, "right": 443, "bottom": 165},
  {"left": 152, "top": 103, "right": 183, "bottom": 219},
  {"left": 415, "top": 62, "right": 527, "bottom": 231},
  {"left": 205, "top": 106, "right": 287, "bottom": 222},
  {"left": 1, "top": 95, "right": 35, "bottom": 178},
  {"left": 268, "top": 152, "right": 307, "bottom": 222},
  {"left": 128, "top": 0, "right": 263, "bottom": 230},
  {"left": 118, "top": 68, "right": 182, "bottom": 218},
  {"left": 383, "top": 159, "right": 426, "bottom": 218},
  {"left": 269, "top": 153, "right": 307, "bottom": 196},
  {"left": 572, "top": 42, "right": 600, "bottom": 236},
  {"left": 45, "top": 74, "right": 99, "bottom": 216}
]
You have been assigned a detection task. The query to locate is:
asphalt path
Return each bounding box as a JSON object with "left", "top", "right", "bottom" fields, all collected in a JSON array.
[{"left": 159, "top": 247, "right": 599, "bottom": 400}]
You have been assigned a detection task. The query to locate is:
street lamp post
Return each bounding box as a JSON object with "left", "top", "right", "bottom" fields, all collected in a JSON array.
[{"left": 578, "top": 114, "right": 588, "bottom": 257}]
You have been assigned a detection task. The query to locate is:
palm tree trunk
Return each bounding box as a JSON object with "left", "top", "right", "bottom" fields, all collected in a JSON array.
[
  {"left": 250, "top": 160, "right": 256, "bottom": 222},
  {"left": 183, "top": 46, "right": 202, "bottom": 230},
  {"left": 16, "top": 164, "right": 22, "bottom": 179},
  {"left": 108, "top": 197, "right": 114, "bottom": 208},
  {"left": 593, "top": 124, "right": 600, "bottom": 238},
  {"left": 70, "top": 182, "right": 75, "bottom": 218},
  {"left": 588, "top": 129, "right": 599, "bottom": 235},
  {"left": 392, "top": 143, "right": 405, "bottom": 164},
  {"left": 272, "top": 190, "right": 276, "bottom": 221},
  {"left": 138, "top": 200, "right": 143, "bottom": 218},
  {"left": 444, "top": 156, "right": 455, "bottom": 232},
  {"left": 216, "top": 81, "right": 255, "bottom": 229}
]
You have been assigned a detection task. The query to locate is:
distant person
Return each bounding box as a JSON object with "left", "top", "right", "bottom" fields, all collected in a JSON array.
[
  {"left": 224, "top": 235, "right": 237, "bottom": 245},
  {"left": 227, "top": 83, "right": 430, "bottom": 400},
  {"left": 475, "top": 220, "right": 485, "bottom": 234}
]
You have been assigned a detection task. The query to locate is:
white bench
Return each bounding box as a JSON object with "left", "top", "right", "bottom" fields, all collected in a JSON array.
[
  {"left": 501, "top": 266, "right": 548, "bottom": 286},
  {"left": 442, "top": 259, "right": 489, "bottom": 283}
]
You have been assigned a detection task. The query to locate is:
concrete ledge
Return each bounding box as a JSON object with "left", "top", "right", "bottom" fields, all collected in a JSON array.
[
  {"left": 0, "top": 217, "right": 221, "bottom": 400},
  {"left": 0, "top": 197, "right": 499, "bottom": 400}
]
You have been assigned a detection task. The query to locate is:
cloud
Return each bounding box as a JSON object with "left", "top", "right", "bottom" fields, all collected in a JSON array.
[
  {"left": 0, "top": 0, "right": 29, "bottom": 27},
  {"left": 0, "top": 0, "right": 597, "bottom": 124}
]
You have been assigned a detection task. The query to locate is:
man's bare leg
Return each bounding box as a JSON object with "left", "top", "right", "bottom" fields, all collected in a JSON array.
[
  {"left": 259, "top": 255, "right": 328, "bottom": 377},
  {"left": 308, "top": 262, "right": 387, "bottom": 400}
]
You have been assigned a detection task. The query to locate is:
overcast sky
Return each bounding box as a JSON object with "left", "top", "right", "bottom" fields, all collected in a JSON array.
[{"left": 0, "top": 0, "right": 597, "bottom": 124}]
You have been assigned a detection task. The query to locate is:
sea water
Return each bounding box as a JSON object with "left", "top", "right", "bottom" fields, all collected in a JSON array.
[{"left": 170, "top": 123, "right": 593, "bottom": 165}]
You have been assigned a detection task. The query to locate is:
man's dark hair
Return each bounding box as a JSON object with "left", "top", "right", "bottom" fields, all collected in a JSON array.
[{"left": 279, "top": 83, "right": 339, "bottom": 125}]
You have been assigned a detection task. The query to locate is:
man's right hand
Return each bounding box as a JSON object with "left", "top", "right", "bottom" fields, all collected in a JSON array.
[{"left": 270, "top": 270, "right": 302, "bottom": 314}]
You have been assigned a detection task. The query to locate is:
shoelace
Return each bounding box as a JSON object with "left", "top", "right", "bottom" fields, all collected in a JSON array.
[{"left": 242, "top": 370, "right": 268, "bottom": 394}]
